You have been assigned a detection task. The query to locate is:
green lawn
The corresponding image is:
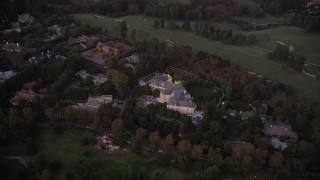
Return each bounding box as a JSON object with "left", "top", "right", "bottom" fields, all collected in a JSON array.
[
  {"left": 73, "top": 14, "right": 320, "bottom": 101},
  {"left": 304, "top": 65, "right": 320, "bottom": 78},
  {"left": 37, "top": 128, "right": 157, "bottom": 179},
  {"left": 251, "top": 26, "right": 320, "bottom": 65},
  {"left": 0, "top": 128, "right": 161, "bottom": 179},
  {"left": 189, "top": 85, "right": 213, "bottom": 99}
]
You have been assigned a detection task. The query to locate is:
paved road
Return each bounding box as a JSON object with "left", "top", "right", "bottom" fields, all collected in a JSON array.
[
  {"left": 155, "top": 113, "right": 185, "bottom": 135},
  {"left": 119, "top": 90, "right": 131, "bottom": 119},
  {"left": 1, "top": 156, "right": 28, "bottom": 168}
]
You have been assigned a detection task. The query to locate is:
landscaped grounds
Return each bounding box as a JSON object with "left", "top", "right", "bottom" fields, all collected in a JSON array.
[
  {"left": 73, "top": 14, "right": 320, "bottom": 101},
  {"left": 0, "top": 128, "right": 187, "bottom": 179}
]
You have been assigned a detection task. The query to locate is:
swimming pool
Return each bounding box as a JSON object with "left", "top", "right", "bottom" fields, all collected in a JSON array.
[
  {"left": 271, "top": 140, "right": 282, "bottom": 149},
  {"left": 271, "top": 137, "right": 287, "bottom": 150}
]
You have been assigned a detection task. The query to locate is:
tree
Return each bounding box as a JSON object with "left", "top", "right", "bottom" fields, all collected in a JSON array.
[
  {"left": 160, "top": 19, "right": 165, "bottom": 27},
  {"left": 190, "top": 144, "right": 203, "bottom": 160},
  {"left": 78, "top": 109, "right": 92, "bottom": 127},
  {"left": 65, "top": 106, "right": 77, "bottom": 125},
  {"left": 96, "top": 103, "right": 118, "bottom": 131},
  {"left": 135, "top": 128, "right": 147, "bottom": 146},
  {"left": 253, "top": 148, "right": 267, "bottom": 168},
  {"left": 26, "top": 137, "right": 38, "bottom": 155},
  {"left": 153, "top": 20, "right": 160, "bottom": 28},
  {"left": 109, "top": 69, "right": 128, "bottom": 99},
  {"left": 130, "top": 29, "right": 137, "bottom": 40},
  {"left": 177, "top": 139, "right": 192, "bottom": 154},
  {"left": 119, "top": 21, "right": 128, "bottom": 40},
  {"left": 161, "top": 133, "right": 174, "bottom": 154},
  {"left": 23, "top": 107, "right": 35, "bottom": 124},
  {"left": 30, "top": 153, "right": 46, "bottom": 175},
  {"left": 113, "top": 132, "right": 127, "bottom": 147},
  {"left": 45, "top": 108, "right": 56, "bottom": 125},
  {"left": 247, "top": 34, "right": 256, "bottom": 45},
  {"left": 208, "top": 147, "right": 222, "bottom": 163},
  {"left": 202, "top": 165, "right": 222, "bottom": 180},
  {"left": 77, "top": 159, "right": 101, "bottom": 180},
  {"left": 269, "top": 152, "right": 284, "bottom": 174},
  {"left": 149, "top": 131, "right": 161, "bottom": 149},
  {"left": 182, "top": 21, "right": 191, "bottom": 31},
  {"left": 111, "top": 119, "right": 124, "bottom": 135},
  {"left": 241, "top": 154, "right": 253, "bottom": 175},
  {"left": 36, "top": 169, "right": 53, "bottom": 180}
]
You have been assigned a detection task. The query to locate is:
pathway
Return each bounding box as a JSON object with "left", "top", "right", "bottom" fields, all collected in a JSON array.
[
  {"left": 1, "top": 156, "right": 28, "bottom": 168},
  {"left": 155, "top": 113, "right": 185, "bottom": 136}
]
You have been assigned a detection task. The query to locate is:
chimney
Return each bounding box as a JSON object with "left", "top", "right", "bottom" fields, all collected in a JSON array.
[{"left": 17, "top": 43, "right": 19, "bottom": 46}]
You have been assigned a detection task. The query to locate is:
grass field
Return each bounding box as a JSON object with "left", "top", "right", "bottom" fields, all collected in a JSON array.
[
  {"left": 73, "top": 14, "right": 320, "bottom": 101},
  {"left": 0, "top": 128, "right": 186, "bottom": 179},
  {"left": 304, "top": 65, "right": 320, "bottom": 78},
  {"left": 37, "top": 128, "right": 157, "bottom": 179},
  {"left": 252, "top": 27, "right": 320, "bottom": 65}
]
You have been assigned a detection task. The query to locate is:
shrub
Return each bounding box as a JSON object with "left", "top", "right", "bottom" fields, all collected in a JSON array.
[
  {"left": 82, "top": 150, "right": 91, "bottom": 157},
  {"left": 166, "top": 22, "right": 180, "bottom": 31},
  {"left": 82, "top": 137, "right": 91, "bottom": 145},
  {"left": 26, "top": 137, "right": 38, "bottom": 155},
  {"left": 49, "top": 161, "right": 62, "bottom": 172},
  {"left": 54, "top": 125, "right": 66, "bottom": 135}
]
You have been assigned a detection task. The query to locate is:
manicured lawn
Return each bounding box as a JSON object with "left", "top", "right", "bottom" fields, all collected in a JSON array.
[
  {"left": 37, "top": 128, "right": 157, "bottom": 179},
  {"left": 0, "top": 128, "right": 163, "bottom": 179},
  {"left": 73, "top": 14, "right": 320, "bottom": 101},
  {"left": 251, "top": 26, "right": 320, "bottom": 65},
  {"left": 304, "top": 65, "right": 320, "bottom": 78},
  {"left": 189, "top": 85, "right": 213, "bottom": 99}
]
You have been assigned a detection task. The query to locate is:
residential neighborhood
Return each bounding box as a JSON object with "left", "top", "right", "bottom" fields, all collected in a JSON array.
[{"left": 0, "top": 1, "right": 319, "bottom": 180}]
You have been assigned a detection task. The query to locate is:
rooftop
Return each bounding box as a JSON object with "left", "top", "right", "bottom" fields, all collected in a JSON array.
[
  {"left": 263, "top": 122, "right": 298, "bottom": 139},
  {"left": 29, "top": 51, "right": 55, "bottom": 64}
]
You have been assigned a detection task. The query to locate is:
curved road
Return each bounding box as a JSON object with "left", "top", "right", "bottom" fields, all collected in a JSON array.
[{"left": 1, "top": 156, "right": 28, "bottom": 168}]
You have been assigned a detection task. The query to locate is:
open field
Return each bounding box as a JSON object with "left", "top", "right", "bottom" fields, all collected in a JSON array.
[
  {"left": 37, "top": 128, "right": 156, "bottom": 179},
  {"left": 304, "top": 65, "right": 320, "bottom": 78},
  {"left": 73, "top": 14, "right": 320, "bottom": 100},
  {"left": 251, "top": 26, "right": 320, "bottom": 65},
  {"left": 0, "top": 127, "right": 186, "bottom": 179}
]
